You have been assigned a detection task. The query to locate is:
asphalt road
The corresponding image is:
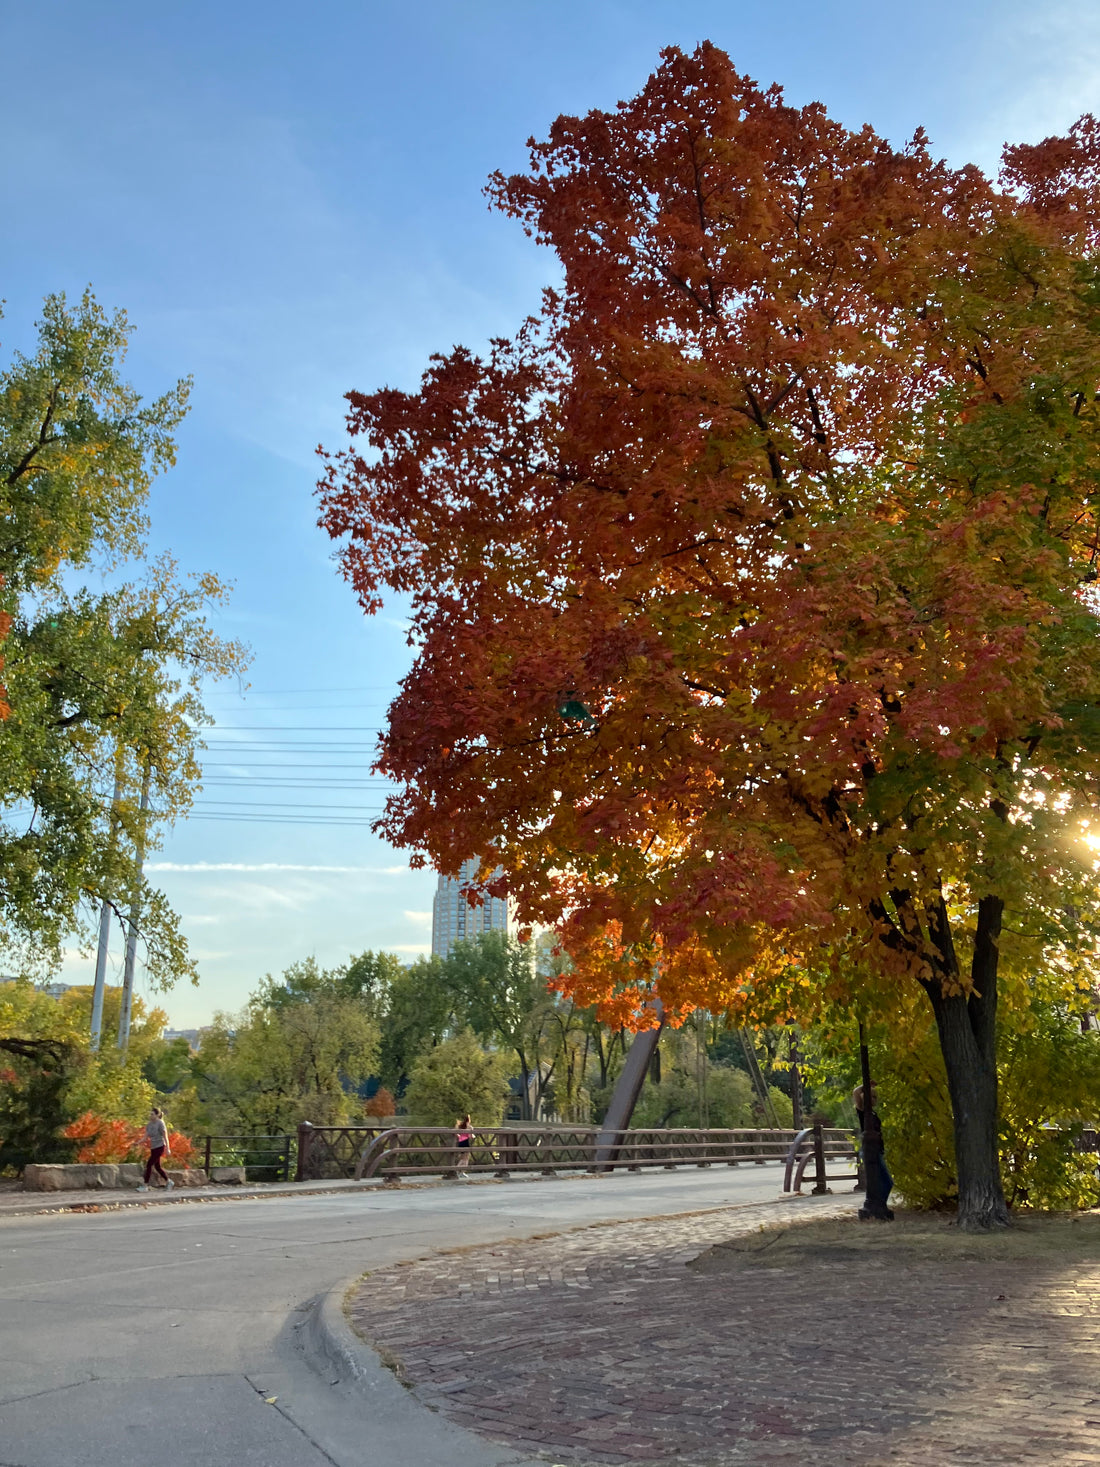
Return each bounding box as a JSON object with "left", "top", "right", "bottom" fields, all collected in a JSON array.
[{"left": 1, "top": 1166, "right": 812, "bottom": 1467}]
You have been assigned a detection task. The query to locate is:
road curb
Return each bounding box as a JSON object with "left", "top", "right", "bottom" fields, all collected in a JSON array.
[
  {"left": 304, "top": 1274, "right": 378, "bottom": 1387},
  {"left": 301, "top": 1276, "right": 547, "bottom": 1466},
  {"left": 0, "top": 1167, "right": 633, "bottom": 1220}
]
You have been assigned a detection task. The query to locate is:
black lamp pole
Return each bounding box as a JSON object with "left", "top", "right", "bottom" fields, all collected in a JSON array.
[
  {"left": 858, "top": 1024, "right": 892, "bottom": 1222},
  {"left": 788, "top": 1027, "right": 803, "bottom": 1130}
]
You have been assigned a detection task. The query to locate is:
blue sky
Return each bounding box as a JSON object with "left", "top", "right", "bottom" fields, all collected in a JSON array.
[{"left": 0, "top": 1, "right": 1096, "bottom": 1026}]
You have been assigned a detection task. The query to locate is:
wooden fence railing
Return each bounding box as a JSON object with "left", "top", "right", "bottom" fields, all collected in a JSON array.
[
  {"left": 209, "top": 1122, "right": 1097, "bottom": 1188},
  {"left": 295, "top": 1123, "right": 391, "bottom": 1180},
  {"left": 347, "top": 1124, "right": 854, "bottom": 1181}
]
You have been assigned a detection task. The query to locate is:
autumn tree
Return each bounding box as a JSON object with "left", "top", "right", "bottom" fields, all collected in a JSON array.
[
  {"left": 0, "top": 290, "right": 247, "bottom": 984},
  {"left": 319, "top": 46, "right": 1100, "bottom": 1229}
]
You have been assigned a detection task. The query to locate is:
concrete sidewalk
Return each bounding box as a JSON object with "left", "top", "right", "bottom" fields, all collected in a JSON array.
[{"left": 0, "top": 1174, "right": 394, "bottom": 1217}]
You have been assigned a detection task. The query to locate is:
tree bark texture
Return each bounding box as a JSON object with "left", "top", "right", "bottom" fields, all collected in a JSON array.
[{"left": 924, "top": 894, "right": 1011, "bottom": 1230}]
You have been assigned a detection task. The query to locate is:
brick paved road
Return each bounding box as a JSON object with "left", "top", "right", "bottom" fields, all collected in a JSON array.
[{"left": 347, "top": 1201, "right": 1100, "bottom": 1466}]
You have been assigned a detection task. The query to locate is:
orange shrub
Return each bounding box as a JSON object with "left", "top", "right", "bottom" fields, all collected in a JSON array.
[
  {"left": 62, "top": 1112, "right": 197, "bottom": 1166},
  {"left": 167, "top": 1129, "right": 196, "bottom": 1165},
  {"left": 364, "top": 1086, "right": 395, "bottom": 1120}
]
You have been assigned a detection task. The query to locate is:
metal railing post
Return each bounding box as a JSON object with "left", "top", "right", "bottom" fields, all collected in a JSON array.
[
  {"left": 295, "top": 1121, "right": 313, "bottom": 1182},
  {"left": 811, "top": 1120, "right": 829, "bottom": 1194},
  {"left": 203, "top": 1136, "right": 212, "bottom": 1177}
]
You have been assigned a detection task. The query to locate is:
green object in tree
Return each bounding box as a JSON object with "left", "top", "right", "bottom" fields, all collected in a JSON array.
[{"left": 556, "top": 695, "right": 596, "bottom": 724}]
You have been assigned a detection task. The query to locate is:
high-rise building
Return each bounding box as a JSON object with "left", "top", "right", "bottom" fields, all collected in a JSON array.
[{"left": 431, "top": 859, "right": 510, "bottom": 958}]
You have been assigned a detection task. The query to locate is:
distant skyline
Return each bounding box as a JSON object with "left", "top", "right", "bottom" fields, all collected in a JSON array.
[{"left": 0, "top": 1, "right": 1096, "bottom": 1026}]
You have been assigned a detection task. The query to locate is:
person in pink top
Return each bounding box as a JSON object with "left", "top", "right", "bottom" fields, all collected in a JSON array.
[{"left": 455, "top": 1114, "right": 474, "bottom": 1178}]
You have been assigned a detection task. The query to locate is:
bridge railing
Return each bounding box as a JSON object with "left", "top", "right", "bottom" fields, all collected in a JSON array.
[
  {"left": 781, "top": 1123, "right": 860, "bottom": 1195},
  {"left": 198, "top": 1134, "right": 295, "bottom": 1183},
  {"left": 295, "top": 1124, "right": 392, "bottom": 1181},
  {"left": 349, "top": 1125, "right": 819, "bottom": 1181}
]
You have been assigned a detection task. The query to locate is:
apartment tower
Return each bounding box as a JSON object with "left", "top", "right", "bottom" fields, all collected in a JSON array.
[{"left": 431, "top": 859, "right": 510, "bottom": 958}]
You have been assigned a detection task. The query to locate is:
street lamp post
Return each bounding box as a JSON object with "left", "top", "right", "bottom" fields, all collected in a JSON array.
[
  {"left": 857, "top": 1026, "right": 893, "bottom": 1222},
  {"left": 788, "top": 1026, "right": 803, "bottom": 1130}
]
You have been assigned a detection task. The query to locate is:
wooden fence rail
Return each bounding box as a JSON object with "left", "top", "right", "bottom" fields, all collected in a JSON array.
[{"left": 340, "top": 1124, "right": 860, "bottom": 1182}]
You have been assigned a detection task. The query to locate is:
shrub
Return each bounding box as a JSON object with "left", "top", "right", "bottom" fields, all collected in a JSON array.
[
  {"left": 364, "top": 1086, "right": 396, "bottom": 1120},
  {"left": 0, "top": 1037, "right": 82, "bottom": 1170},
  {"left": 62, "top": 1111, "right": 197, "bottom": 1166}
]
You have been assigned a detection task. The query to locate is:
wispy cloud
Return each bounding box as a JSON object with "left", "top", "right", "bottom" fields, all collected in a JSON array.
[
  {"left": 147, "top": 862, "right": 409, "bottom": 874},
  {"left": 403, "top": 910, "right": 432, "bottom": 923}
]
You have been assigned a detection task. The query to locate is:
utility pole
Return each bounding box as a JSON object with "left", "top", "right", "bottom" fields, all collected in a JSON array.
[
  {"left": 90, "top": 767, "right": 124, "bottom": 1051},
  {"left": 117, "top": 763, "right": 151, "bottom": 1052}
]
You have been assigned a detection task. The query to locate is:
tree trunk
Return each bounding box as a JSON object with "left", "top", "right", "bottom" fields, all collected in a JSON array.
[
  {"left": 516, "top": 1052, "right": 532, "bottom": 1121},
  {"left": 924, "top": 895, "right": 1010, "bottom": 1231}
]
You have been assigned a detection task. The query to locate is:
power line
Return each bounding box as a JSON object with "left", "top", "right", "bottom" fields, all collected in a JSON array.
[
  {"left": 199, "top": 778, "right": 389, "bottom": 787},
  {"left": 193, "top": 803, "right": 387, "bottom": 815},
  {"left": 202, "top": 736, "right": 380, "bottom": 744},
  {"left": 199, "top": 762, "right": 379, "bottom": 769},
  {"left": 201, "top": 743, "right": 379, "bottom": 751},
  {"left": 201, "top": 702, "right": 389, "bottom": 711},
  {"left": 206, "top": 685, "right": 398, "bottom": 695},
  {"left": 205, "top": 726, "right": 384, "bottom": 733},
  {"left": 185, "top": 813, "right": 380, "bottom": 826}
]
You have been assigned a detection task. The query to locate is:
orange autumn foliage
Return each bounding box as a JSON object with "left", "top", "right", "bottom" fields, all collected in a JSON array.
[
  {"left": 63, "top": 1111, "right": 196, "bottom": 1166},
  {"left": 319, "top": 45, "right": 1100, "bottom": 1226},
  {"left": 364, "top": 1086, "right": 396, "bottom": 1120}
]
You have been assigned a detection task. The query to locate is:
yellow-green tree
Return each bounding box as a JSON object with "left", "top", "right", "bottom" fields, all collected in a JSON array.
[
  {"left": 0, "top": 290, "right": 247, "bottom": 985},
  {"left": 188, "top": 962, "right": 380, "bottom": 1136},
  {"left": 0, "top": 978, "right": 163, "bottom": 1167},
  {"left": 403, "top": 1029, "right": 512, "bottom": 1126}
]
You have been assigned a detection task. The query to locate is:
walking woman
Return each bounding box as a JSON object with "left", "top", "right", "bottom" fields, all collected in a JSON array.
[
  {"left": 137, "top": 1106, "right": 174, "bottom": 1191},
  {"left": 455, "top": 1114, "right": 474, "bottom": 1178}
]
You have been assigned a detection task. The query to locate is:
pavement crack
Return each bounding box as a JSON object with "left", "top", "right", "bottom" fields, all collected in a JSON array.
[
  {"left": 0, "top": 1377, "right": 95, "bottom": 1409},
  {"left": 243, "top": 1374, "right": 342, "bottom": 1466}
]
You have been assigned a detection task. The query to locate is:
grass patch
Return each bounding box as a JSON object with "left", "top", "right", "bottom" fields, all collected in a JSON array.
[{"left": 687, "top": 1208, "right": 1100, "bottom": 1273}]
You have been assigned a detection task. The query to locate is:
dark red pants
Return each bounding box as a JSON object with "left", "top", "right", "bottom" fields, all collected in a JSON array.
[{"left": 145, "top": 1146, "right": 168, "bottom": 1184}]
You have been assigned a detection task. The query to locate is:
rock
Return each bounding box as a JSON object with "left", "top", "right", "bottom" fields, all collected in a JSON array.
[
  {"left": 164, "top": 1167, "right": 207, "bottom": 1188},
  {"left": 21, "top": 1161, "right": 208, "bottom": 1192},
  {"left": 210, "top": 1166, "right": 246, "bottom": 1185},
  {"left": 22, "top": 1163, "right": 120, "bottom": 1191},
  {"left": 22, "top": 1165, "right": 64, "bottom": 1191}
]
